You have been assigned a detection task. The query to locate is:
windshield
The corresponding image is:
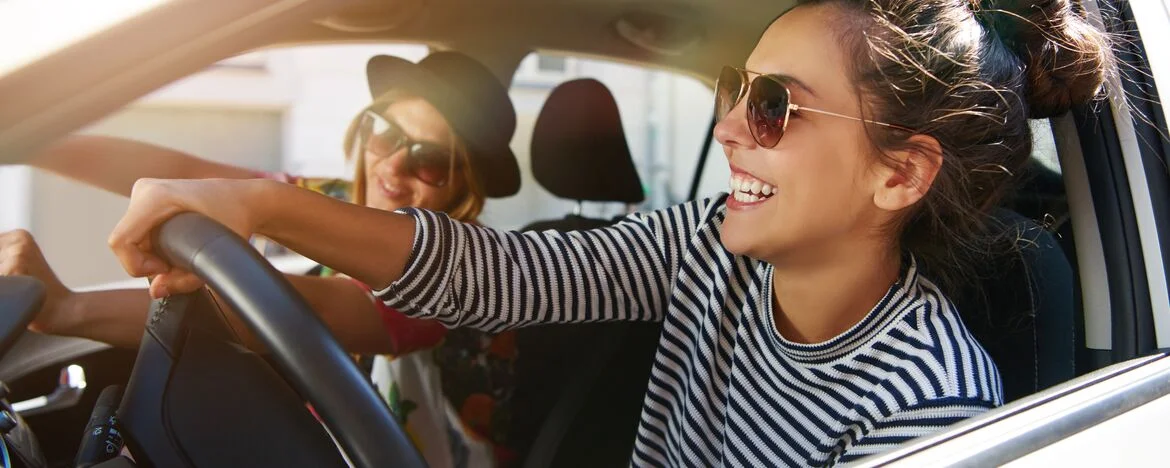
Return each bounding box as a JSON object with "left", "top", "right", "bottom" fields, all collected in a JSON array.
[{"left": 0, "top": 0, "right": 173, "bottom": 77}]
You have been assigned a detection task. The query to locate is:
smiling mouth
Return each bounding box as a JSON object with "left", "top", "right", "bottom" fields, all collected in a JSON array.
[
  {"left": 729, "top": 172, "right": 776, "bottom": 204},
  {"left": 374, "top": 177, "right": 407, "bottom": 198}
]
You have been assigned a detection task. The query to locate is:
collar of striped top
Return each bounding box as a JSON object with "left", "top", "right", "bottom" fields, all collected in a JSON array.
[{"left": 761, "top": 255, "right": 926, "bottom": 365}]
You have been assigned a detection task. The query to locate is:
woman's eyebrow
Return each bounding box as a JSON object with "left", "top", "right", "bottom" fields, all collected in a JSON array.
[
  {"left": 774, "top": 74, "right": 819, "bottom": 99},
  {"left": 744, "top": 67, "right": 820, "bottom": 98}
]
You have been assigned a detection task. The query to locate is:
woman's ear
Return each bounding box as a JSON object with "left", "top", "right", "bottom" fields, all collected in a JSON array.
[{"left": 872, "top": 134, "right": 943, "bottom": 212}]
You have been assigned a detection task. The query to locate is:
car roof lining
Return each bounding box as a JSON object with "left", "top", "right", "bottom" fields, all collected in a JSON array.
[{"left": 295, "top": 0, "right": 789, "bottom": 77}]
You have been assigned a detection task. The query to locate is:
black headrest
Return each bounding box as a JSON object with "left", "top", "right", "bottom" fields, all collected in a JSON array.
[{"left": 531, "top": 79, "right": 644, "bottom": 204}]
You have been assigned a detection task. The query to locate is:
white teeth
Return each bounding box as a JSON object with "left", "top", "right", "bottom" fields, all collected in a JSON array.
[
  {"left": 729, "top": 174, "right": 776, "bottom": 199},
  {"left": 732, "top": 191, "right": 762, "bottom": 203}
]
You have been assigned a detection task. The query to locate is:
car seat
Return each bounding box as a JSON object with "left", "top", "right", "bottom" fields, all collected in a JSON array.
[
  {"left": 944, "top": 208, "right": 1078, "bottom": 402},
  {"left": 513, "top": 79, "right": 662, "bottom": 468}
]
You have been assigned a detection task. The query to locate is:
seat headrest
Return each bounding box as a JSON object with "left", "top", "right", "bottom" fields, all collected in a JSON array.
[{"left": 531, "top": 79, "right": 644, "bottom": 204}]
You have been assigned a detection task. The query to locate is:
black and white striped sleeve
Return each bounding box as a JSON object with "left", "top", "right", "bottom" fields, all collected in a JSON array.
[
  {"left": 374, "top": 200, "right": 715, "bottom": 331},
  {"left": 835, "top": 397, "right": 996, "bottom": 465}
]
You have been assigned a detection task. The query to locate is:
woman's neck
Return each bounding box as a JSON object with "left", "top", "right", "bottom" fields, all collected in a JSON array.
[{"left": 769, "top": 240, "right": 902, "bottom": 344}]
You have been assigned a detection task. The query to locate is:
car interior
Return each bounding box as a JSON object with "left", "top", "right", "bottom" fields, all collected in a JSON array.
[{"left": 0, "top": 0, "right": 1166, "bottom": 467}]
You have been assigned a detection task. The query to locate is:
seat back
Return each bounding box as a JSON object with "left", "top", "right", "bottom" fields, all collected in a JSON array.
[
  {"left": 512, "top": 79, "right": 659, "bottom": 467},
  {"left": 948, "top": 209, "right": 1077, "bottom": 402}
]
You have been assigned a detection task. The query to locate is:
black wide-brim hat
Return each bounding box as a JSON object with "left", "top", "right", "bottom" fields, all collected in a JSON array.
[{"left": 366, "top": 52, "right": 520, "bottom": 198}]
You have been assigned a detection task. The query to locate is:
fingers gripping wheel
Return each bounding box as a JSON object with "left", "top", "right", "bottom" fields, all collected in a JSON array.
[
  {"left": 0, "top": 277, "right": 45, "bottom": 360},
  {"left": 144, "top": 212, "right": 422, "bottom": 467}
]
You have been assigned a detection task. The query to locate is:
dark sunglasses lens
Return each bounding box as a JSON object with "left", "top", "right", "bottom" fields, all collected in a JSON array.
[
  {"left": 747, "top": 77, "right": 789, "bottom": 148},
  {"left": 714, "top": 67, "right": 744, "bottom": 121},
  {"left": 408, "top": 145, "right": 453, "bottom": 185},
  {"left": 364, "top": 113, "right": 404, "bottom": 155}
]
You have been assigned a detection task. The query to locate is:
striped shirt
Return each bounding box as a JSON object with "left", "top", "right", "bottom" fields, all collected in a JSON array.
[{"left": 377, "top": 196, "right": 1002, "bottom": 466}]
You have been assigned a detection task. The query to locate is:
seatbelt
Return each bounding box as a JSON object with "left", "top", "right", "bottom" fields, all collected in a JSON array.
[{"left": 522, "top": 324, "right": 631, "bottom": 468}]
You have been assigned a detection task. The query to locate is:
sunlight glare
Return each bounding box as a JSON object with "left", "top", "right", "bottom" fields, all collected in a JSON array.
[{"left": 0, "top": 0, "right": 174, "bottom": 77}]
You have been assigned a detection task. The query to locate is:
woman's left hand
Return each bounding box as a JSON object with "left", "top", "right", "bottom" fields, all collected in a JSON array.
[{"left": 108, "top": 178, "right": 277, "bottom": 298}]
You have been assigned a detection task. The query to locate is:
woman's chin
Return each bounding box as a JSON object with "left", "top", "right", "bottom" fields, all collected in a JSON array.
[
  {"left": 367, "top": 197, "right": 407, "bottom": 213},
  {"left": 719, "top": 223, "right": 755, "bottom": 257},
  {"left": 722, "top": 218, "right": 792, "bottom": 261}
]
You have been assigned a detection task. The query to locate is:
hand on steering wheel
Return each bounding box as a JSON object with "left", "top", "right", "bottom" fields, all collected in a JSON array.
[
  {"left": 108, "top": 178, "right": 271, "bottom": 298},
  {"left": 0, "top": 229, "right": 74, "bottom": 334}
]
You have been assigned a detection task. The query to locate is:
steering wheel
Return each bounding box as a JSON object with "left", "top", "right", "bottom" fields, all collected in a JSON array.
[{"left": 117, "top": 212, "right": 424, "bottom": 467}]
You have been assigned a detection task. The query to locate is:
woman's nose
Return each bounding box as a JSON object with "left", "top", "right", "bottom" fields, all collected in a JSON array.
[
  {"left": 373, "top": 148, "right": 410, "bottom": 176},
  {"left": 713, "top": 99, "right": 757, "bottom": 151}
]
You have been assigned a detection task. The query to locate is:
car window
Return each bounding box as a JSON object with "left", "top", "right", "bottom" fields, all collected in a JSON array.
[
  {"left": 1, "top": 44, "right": 430, "bottom": 288},
  {"left": 483, "top": 53, "right": 715, "bottom": 229},
  {"left": 1032, "top": 120, "right": 1060, "bottom": 174},
  {"left": 0, "top": 0, "right": 175, "bottom": 77}
]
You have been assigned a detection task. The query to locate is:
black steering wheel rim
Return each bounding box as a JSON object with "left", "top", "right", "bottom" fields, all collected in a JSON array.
[{"left": 155, "top": 212, "right": 423, "bottom": 468}]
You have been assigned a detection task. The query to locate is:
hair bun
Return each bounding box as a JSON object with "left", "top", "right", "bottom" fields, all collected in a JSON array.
[{"left": 982, "top": 0, "right": 1112, "bottom": 118}]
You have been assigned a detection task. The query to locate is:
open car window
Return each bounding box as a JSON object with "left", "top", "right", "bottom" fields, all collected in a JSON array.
[{"left": 0, "top": 43, "right": 431, "bottom": 289}]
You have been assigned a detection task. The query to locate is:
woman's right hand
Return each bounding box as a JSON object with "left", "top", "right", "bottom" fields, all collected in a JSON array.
[
  {"left": 107, "top": 177, "right": 279, "bottom": 298},
  {"left": 0, "top": 230, "right": 75, "bottom": 333}
]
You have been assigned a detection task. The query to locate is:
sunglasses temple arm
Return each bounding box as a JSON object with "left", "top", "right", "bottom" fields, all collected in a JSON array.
[{"left": 790, "top": 105, "right": 909, "bottom": 131}]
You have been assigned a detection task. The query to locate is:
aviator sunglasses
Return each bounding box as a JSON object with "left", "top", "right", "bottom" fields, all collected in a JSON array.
[{"left": 715, "top": 66, "right": 913, "bottom": 148}]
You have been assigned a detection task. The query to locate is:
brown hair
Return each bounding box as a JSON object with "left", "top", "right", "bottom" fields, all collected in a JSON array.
[
  {"left": 787, "top": 0, "right": 1113, "bottom": 291},
  {"left": 342, "top": 91, "right": 486, "bottom": 223}
]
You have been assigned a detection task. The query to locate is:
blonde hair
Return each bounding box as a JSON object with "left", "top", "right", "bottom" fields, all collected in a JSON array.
[{"left": 342, "top": 91, "right": 486, "bottom": 223}]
